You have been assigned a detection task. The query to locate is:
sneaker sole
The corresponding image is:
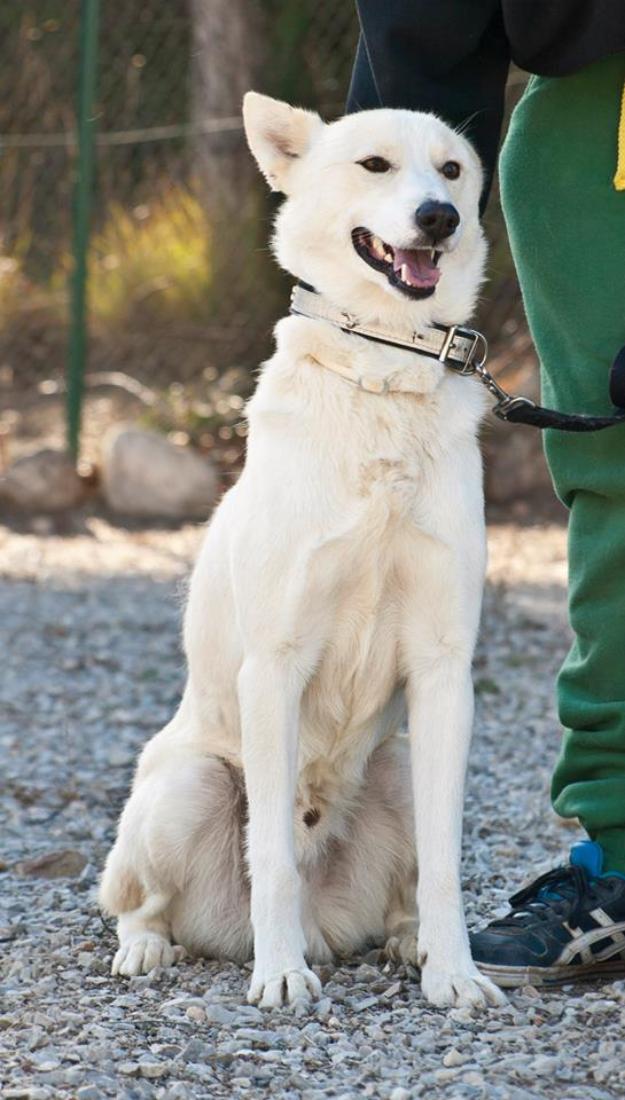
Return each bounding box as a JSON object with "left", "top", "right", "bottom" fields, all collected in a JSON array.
[{"left": 476, "top": 958, "right": 625, "bottom": 989}]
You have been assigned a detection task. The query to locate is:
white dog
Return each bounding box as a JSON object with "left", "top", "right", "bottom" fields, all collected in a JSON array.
[{"left": 100, "top": 92, "right": 505, "bottom": 1010}]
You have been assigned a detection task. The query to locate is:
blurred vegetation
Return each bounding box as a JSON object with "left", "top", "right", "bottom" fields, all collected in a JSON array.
[{"left": 85, "top": 190, "right": 213, "bottom": 327}]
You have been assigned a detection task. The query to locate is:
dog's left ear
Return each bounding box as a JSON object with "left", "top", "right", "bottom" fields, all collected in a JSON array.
[{"left": 243, "top": 91, "right": 324, "bottom": 193}]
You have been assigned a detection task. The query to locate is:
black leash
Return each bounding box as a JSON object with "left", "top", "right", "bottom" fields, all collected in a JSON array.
[{"left": 446, "top": 342, "right": 625, "bottom": 433}]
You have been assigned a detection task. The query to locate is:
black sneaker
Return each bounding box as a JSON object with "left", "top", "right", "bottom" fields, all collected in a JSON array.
[{"left": 470, "top": 840, "right": 625, "bottom": 988}]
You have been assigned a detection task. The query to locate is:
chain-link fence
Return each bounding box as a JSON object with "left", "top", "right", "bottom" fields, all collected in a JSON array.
[
  {"left": 0, "top": 3, "right": 357, "bottom": 377},
  {"left": 1, "top": 3, "right": 542, "bottom": 497}
]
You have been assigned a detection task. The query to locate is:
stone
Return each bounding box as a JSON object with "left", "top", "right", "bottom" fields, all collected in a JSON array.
[
  {"left": 315, "top": 997, "right": 332, "bottom": 1019},
  {"left": 163, "top": 1086, "right": 191, "bottom": 1100},
  {"left": 5, "top": 1091, "right": 52, "bottom": 1100},
  {"left": 463, "top": 1071, "right": 486, "bottom": 1087},
  {"left": 381, "top": 981, "right": 402, "bottom": 1000},
  {"left": 0, "top": 448, "right": 86, "bottom": 512},
  {"left": 354, "top": 964, "right": 381, "bottom": 982},
  {"left": 14, "top": 850, "right": 87, "bottom": 880},
  {"left": 138, "top": 1060, "right": 169, "bottom": 1078},
  {"left": 185, "top": 1005, "right": 206, "bottom": 1024},
  {"left": 204, "top": 1002, "right": 235, "bottom": 1025},
  {"left": 101, "top": 425, "right": 218, "bottom": 518},
  {"left": 180, "top": 1039, "right": 213, "bottom": 1062},
  {"left": 531, "top": 1055, "right": 560, "bottom": 1076},
  {"left": 443, "top": 1048, "right": 467, "bottom": 1067}
]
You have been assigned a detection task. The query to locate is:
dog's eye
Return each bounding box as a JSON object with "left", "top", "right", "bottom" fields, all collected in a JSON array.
[
  {"left": 358, "top": 156, "right": 392, "bottom": 174},
  {"left": 441, "top": 160, "right": 461, "bottom": 180}
]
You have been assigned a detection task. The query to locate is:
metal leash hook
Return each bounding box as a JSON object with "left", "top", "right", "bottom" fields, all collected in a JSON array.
[
  {"left": 446, "top": 329, "right": 538, "bottom": 421},
  {"left": 451, "top": 336, "right": 625, "bottom": 431},
  {"left": 492, "top": 393, "right": 538, "bottom": 422},
  {"left": 473, "top": 362, "right": 537, "bottom": 422}
]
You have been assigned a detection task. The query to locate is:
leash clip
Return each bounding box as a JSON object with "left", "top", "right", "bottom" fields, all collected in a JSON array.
[{"left": 492, "top": 395, "right": 537, "bottom": 421}]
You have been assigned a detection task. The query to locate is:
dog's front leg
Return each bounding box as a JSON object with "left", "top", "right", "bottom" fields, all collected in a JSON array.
[
  {"left": 402, "top": 508, "right": 506, "bottom": 1010},
  {"left": 407, "top": 654, "right": 505, "bottom": 1009},
  {"left": 238, "top": 656, "right": 321, "bottom": 1009}
]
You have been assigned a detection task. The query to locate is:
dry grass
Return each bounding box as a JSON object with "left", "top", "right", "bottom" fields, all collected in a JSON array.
[{"left": 86, "top": 188, "right": 214, "bottom": 327}]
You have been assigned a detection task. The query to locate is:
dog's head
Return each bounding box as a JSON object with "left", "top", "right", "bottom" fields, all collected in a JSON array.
[{"left": 243, "top": 92, "right": 486, "bottom": 325}]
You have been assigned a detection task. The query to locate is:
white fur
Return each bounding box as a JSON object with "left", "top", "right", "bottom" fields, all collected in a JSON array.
[{"left": 100, "top": 94, "right": 505, "bottom": 1011}]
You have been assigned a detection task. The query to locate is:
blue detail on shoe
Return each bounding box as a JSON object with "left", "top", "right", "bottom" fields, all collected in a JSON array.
[
  {"left": 534, "top": 842, "right": 604, "bottom": 904},
  {"left": 570, "top": 839, "right": 625, "bottom": 882},
  {"left": 570, "top": 839, "right": 604, "bottom": 878}
]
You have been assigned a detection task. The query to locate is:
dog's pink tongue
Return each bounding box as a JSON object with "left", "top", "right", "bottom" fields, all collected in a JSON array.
[{"left": 393, "top": 248, "right": 440, "bottom": 288}]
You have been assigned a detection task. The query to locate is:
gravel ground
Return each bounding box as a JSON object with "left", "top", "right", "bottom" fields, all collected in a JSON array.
[{"left": 1, "top": 516, "right": 624, "bottom": 1100}]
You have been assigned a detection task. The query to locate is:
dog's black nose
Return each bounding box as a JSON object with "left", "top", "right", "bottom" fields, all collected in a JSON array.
[{"left": 415, "top": 201, "right": 460, "bottom": 243}]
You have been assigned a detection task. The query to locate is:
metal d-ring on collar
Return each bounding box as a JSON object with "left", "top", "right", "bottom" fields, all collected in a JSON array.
[{"left": 290, "top": 283, "right": 625, "bottom": 433}]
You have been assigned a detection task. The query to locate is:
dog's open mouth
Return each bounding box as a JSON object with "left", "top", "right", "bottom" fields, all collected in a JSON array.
[{"left": 352, "top": 227, "right": 441, "bottom": 299}]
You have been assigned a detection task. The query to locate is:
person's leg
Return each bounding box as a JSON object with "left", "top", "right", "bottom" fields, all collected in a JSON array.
[
  {"left": 468, "top": 59, "right": 625, "bottom": 988},
  {"left": 499, "top": 56, "right": 625, "bottom": 872}
]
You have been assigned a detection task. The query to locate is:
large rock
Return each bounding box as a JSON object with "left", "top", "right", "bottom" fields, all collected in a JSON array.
[
  {"left": 0, "top": 448, "right": 85, "bottom": 511},
  {"left": 101, "top": 426, "right": 218, "bottom": 518},
  {"left": 14, "top": 849, "right": 87, "bottom": 879}
]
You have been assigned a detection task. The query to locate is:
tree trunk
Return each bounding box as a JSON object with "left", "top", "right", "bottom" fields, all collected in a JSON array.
[{"left": 190, "top": 0, "right": 265, "bottom": 228}]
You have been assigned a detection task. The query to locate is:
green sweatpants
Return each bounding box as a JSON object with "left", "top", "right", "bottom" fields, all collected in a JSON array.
[{"left": 500, "top": 56, "right": 625, "bottom": 873}]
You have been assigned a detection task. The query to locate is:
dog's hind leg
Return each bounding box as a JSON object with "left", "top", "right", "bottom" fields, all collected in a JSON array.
[
  {"left": 384, "top": 873, "right": 419, "bottom": 968},
  {"left": 311, "top": 736, "right": 417, "bottom": 961},
  {"left": 100, "top": 745, "right": 250, "bottom": 977},
  {"left": 100, "top": 769, "right": 185, "bottom": 977}
]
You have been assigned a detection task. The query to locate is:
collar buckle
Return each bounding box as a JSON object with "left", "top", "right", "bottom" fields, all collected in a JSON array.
[{"left": 444, "top": 326, "right": 489, "bottom": 375}]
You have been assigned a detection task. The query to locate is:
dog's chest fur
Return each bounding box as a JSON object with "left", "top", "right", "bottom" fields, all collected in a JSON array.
[
  {"left": 238, "top": 318, "right": 483, "bottom": 806},
  {"left": 185, "top": 316, "right": 484, "bottom": 826}
]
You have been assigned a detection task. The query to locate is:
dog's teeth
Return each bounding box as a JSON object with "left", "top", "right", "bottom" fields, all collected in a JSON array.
[
  {"left": 400, "top": 263, "right": 409, "bottom": 284},
  {"left": 384, "top": 251, "right": 393, "bottom": 262},
  {"left": 430, "top": 248, "right": 436, "bottom": 262},
  {"left": 371, "top": 235, "right": 386, "bottom": 260}
]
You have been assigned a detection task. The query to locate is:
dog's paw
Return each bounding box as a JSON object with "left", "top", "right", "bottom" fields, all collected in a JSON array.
[
  {"left": 247, "top": 964, "right": 322, "bottom": 1009},
  {"left": 384, "top": 931, "right": 419, "bottom": 967},
  {"left": 112, "top": 933, "right": 186, "bottom": 978},
  {"left": 421, "top": 960, "right": 507, "bottom": 1009}
]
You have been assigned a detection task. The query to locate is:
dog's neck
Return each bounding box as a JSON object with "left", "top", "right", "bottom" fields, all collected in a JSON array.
[{"left": 279, "top": 283, "right": 476, "bottom": 396}]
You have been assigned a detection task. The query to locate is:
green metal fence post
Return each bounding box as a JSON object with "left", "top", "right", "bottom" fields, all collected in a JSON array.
[{"left": 66, "top": 0, "right": 100, "bottom": 460}]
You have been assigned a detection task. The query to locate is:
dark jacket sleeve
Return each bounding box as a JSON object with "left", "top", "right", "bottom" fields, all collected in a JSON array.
[{"left": 346, "top": 0, "right": 511, "bottom": 210}]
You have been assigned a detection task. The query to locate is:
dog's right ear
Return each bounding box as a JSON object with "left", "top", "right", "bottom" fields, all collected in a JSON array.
[{"left": 243, "top": 91, "right": 324, "bottom": 193}]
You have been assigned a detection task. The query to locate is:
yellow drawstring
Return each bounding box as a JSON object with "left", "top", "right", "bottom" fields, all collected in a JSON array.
[{"left": 614, "top": 78, "right": 625, "bottom": 191}]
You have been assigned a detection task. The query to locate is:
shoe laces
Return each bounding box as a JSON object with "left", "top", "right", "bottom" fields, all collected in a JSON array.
[{"left": 492, "top": 863, "right": 601, "bottom": 929}]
